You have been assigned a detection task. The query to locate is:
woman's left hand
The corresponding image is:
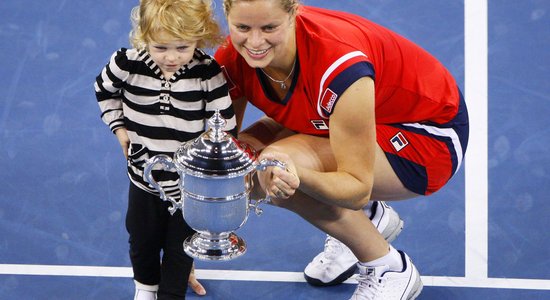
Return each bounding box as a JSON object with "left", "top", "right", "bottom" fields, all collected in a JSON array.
[{"left": 259, "top": 152, "right": 300, "bottom": 199}]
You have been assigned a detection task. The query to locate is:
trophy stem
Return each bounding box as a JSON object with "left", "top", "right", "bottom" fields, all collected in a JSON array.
[{"left": 184, "top": 231, "right": 246, "bottom": 261}]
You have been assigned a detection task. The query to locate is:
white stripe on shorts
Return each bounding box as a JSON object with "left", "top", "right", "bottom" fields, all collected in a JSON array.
[{"left": 401, "top": 123, "right": 464, "bottom": 174}]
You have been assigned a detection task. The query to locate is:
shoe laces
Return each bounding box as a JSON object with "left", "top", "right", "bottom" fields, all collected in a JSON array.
[
  {"left": 353, "top": 267, "right": 386, "bottom": 299},
  {"left": 319, "top": 236, "right": 344, "bottom": 262}
]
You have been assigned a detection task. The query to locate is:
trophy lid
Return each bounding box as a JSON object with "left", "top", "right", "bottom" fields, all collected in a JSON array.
[{"left": 173, "top": 110, "right": 257, "bottom": 178}]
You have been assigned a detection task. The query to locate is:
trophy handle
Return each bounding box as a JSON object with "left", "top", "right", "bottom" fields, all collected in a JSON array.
[
  {"left": 143, "top": 154, "right": 182, "bottom": 215},
  {"left": 250, "top": 158, "right": 287, "bottom": 215}
]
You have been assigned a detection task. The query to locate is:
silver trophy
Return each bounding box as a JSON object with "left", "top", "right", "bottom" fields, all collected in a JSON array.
[{"left": 143, "top": 111, "right": 284, "bottom": 261}]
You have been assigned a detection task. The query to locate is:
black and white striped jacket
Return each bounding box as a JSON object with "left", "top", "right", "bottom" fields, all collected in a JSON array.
[{"left": 95, "top": 47, "right": 237, "bottom": 197}]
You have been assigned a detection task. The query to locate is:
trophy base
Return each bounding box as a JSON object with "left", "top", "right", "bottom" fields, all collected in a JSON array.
[{"left": 184, "top": 232, "right": 246, "bottom": 261}]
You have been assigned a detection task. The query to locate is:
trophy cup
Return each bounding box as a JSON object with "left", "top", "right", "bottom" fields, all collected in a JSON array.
[{"left": 143, "top": 111, "right": 284, "bottom": 261}]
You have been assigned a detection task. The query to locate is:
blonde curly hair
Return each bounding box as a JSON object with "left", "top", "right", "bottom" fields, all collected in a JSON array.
[{"left": 130, "top": 0, "right": 224, "bottom": 49}]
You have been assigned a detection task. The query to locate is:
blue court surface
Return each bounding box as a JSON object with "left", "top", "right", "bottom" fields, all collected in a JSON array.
[{"left": 1, "top": 0, "right": 549, "bottom": 299}]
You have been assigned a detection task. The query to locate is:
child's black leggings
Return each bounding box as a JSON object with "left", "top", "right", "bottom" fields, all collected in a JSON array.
[{"left": 126, "top": 182, "right": 195, "bottom": 299}]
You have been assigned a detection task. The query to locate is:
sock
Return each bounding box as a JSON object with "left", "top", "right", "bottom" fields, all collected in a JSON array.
[{"left": 359, "top": 245, "right": 403, "bottom": 271}]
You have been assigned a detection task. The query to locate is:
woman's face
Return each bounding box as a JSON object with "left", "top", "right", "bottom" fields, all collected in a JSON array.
[{"left": 226, "top": 0, "right": 295, "bottom": 69}]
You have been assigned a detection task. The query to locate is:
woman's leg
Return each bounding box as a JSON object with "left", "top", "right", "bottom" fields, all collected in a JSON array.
[{"left": 257, "top": 134, "right": 414, "bottom": 262}]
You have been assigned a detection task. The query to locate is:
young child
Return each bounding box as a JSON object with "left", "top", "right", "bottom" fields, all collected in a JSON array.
[{"left": 94, "top": 0, "right": 237, "bottom": 299}]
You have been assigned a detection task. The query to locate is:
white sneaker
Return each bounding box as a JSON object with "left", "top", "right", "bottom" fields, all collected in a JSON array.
[
  {"left": 304, "top": 201, "right": 404, "bottom": 286},
  {"left": 350, "top": 251, "right": 423, "bottom": 300},
  {"left": 303, "top": 235, "right": 359, "bottom": 286},
  {"left": 134, "top": 290, "right": 156, "bottom": 300},
  {"left": 370, "top": 202, "right": 404, "bottom": 243},
  {"left": 134, "top": 280, "right": 158, "bottom": 300}
]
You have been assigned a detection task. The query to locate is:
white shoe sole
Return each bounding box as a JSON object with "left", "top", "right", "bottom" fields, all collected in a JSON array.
[{"left": 304, "top": 264, "right": 358, "bottom": 286}]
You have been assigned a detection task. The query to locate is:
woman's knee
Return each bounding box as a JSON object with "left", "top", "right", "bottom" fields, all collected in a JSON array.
[{"left": 263, "top": 135, "right": 335, "bottom": 171}]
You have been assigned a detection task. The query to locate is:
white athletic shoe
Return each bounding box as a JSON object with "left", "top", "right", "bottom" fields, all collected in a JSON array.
[
  {"left": 304, "top": 201, "right": 404, "bottom": 286},
  {"left": 134, "top": 289, "right": 156, "bottom": 300},
  {"left": 134, "top": 280, "right": 158, "bottom": 300},
  {"left": 349, "top": 251, "right": 423, "bottom": 300},
  {"left": 370, "top": 202, "right": 404, "bottom": 243}
]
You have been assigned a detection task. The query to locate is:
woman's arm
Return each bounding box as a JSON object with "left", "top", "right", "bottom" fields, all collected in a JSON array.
[{"left": 290, "top": 77, "right": 377, "bottom": 210}]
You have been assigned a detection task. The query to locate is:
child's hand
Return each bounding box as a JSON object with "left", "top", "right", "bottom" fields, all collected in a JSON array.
[{"left": 114, "top": 128, "right": 130, "bottom": 159}]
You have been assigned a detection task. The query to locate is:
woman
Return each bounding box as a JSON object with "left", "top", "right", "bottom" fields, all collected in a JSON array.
[{"left": 214, "top": 1, "right": 469, "bottom": 299}]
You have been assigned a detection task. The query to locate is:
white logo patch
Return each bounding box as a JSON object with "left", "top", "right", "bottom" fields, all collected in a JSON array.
[
  {"left": 390, "top": 132, "right": 409, "bottom": 152},
  {"left": 311, "top": 120, "right": 329, "bottom": 130}
]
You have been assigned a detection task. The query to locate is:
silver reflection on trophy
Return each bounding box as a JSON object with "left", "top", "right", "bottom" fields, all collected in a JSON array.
[{"left": 143, "top": 110, "right": 284, "bottom": 261}]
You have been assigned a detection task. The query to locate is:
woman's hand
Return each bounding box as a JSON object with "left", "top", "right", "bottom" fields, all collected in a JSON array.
[
  {"left": 114, "top": 128, "right": 130, "bottom": 159},
  {"left": 259, "top": 152, "right": 300, "bottom": 199}
]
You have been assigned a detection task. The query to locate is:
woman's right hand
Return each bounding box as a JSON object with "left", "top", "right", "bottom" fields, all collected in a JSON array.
[
  {"left": 114, "top": 128, "right": 130, "bottom": 159},
  {"left": 258, "top": 151, "right": 300, "bottom": 200}
]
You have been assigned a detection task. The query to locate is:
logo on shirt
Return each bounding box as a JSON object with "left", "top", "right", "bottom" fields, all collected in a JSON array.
[
  {"left": 390, "top": 132, "right": 409, "bottom": 152},
  {"left": 311, "top": 120, "right": 329, "bottom": 130},
  {"left": 320, "top": 88, "right": 338, "bottom": 114}
]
